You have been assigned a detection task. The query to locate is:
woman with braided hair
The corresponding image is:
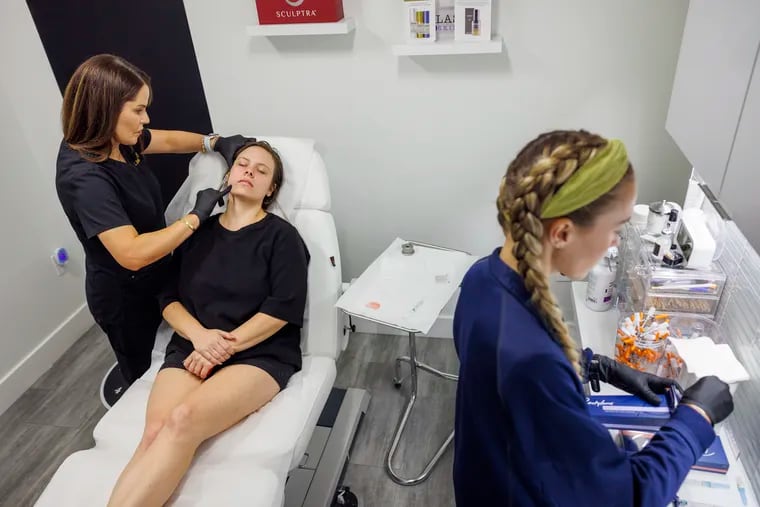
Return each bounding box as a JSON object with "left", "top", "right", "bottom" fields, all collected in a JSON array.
[{"left": 452, "top": 130, "right": 734, "bottom": 506}]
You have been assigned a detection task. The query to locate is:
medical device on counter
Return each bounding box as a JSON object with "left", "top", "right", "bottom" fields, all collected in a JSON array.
[{"left": 678, "top": 209, "right": 718, "bottom": 270}]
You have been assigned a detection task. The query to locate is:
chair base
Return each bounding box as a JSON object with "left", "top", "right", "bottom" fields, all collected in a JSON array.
[
  {"left": 99, "top": 362, "right": 128, "bottom": 409},
  {"left": 285, "top": 387, "right": 371, "bottom": 507}
]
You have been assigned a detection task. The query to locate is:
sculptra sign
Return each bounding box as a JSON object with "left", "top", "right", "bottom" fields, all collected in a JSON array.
[{"left": 255, "top": 0, "right": 345, "bottom": 24}]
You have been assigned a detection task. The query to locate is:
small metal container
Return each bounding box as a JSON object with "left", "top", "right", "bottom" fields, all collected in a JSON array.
[
  {"left": 646, "top": 200, "right": 672, "bottom": 235},
  {"left": 401, "top": 242, "right": 415, "bottom": 255}
]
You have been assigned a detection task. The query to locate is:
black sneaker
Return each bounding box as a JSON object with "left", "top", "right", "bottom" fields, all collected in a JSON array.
[
  {"left": 332, "top": 487, "right": 358, "bottom": 507},
  {"left": 100, "top": 362, "right": 128, "bottom": 409}
]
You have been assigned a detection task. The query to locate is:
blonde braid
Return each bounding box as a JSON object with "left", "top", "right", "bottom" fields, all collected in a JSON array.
[{"left": 498, "top": 131, "right": 606, "bottom": 375}]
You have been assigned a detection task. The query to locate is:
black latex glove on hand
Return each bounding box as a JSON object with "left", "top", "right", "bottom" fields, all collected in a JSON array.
[
  {"left": 681, "top": 375, "right": 734, "bottom": 425},
  {"left": 213, "top": 134, "right": 256, "bottom": 167},
  {"left": 189, "top": 186, "right": 231, "bottom": 224},
  {"left": 590, "top": 354, "right": 682, "bottom": 406}
]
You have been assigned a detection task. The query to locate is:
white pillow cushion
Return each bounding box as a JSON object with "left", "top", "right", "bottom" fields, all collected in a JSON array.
[{"left": 164, "top": 136, "right": 316, "bottom": 225}]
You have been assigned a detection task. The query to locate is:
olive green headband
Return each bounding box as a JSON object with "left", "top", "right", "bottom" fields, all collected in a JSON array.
[{"left": 540, "top": 139, "right": 629, "bottom": 219}]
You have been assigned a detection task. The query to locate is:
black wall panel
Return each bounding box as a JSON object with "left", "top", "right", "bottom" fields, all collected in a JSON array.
[{"left": 27, "top": 0, "right": 213, "bottom": 207}]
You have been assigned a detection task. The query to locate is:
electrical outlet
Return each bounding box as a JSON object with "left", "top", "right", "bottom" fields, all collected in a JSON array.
[
  {"left": 50, "top": 254, "right": 66, "bottom": 276},
  {"left": 51, "top": 247, "right": 69, "bottom": 276}
]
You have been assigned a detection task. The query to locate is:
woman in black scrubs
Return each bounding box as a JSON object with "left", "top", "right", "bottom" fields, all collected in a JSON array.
[{"left": 56, "top": 54, "right": 249, "bottom": 392}]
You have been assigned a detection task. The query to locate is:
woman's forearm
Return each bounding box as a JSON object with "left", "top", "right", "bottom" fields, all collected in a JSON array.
[
  {"left": 162, "top": 301, "right": 206, "bottom": 341},
  {"left": 99, "top": 215, "right": 200, "bottom": 271},
  {"left": 144, "top": 129, "right": 218, "bottom": 155},
  {"left": 129, "top": 215, "right": 200, "bottom": 267},
  {"left": 230, "top": 313, "right": 287, "bottom": 354}
]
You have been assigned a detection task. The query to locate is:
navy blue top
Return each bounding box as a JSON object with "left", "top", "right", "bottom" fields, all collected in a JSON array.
[{"left": 452, "top": 248, "right": 715, "bottom": 507}]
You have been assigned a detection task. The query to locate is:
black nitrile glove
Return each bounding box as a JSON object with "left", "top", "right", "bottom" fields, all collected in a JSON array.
[
  {"left": 589, "top": 353, "right": 682, "bottom": 406},
  {"left": 681, "top": 376, "right": 734, "bottom": 425},
  {"left": 189, "top": 186, "right": 231, "bottom": 224},
  {"left": 213, "top": 135, "right": 256, "bottom": 167}
]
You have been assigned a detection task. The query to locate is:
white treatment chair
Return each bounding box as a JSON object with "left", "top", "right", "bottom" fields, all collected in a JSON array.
[{"left": 36, "top": 138, "right": 369, "bottom": 507}]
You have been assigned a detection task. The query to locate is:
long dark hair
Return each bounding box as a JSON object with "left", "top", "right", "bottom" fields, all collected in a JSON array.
[{"left": 61, "top": 54, "right": 151, "bottom": 162}]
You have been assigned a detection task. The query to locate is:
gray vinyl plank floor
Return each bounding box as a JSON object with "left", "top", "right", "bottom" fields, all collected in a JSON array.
[
  {"left": 334, "top": 332, "right": 458, "bottom": 507},
  {"left": 0, "top": 329, "right": 459, "bottom": 507},
  {"left": 0, "top": 325, "right": 111, "bottom": 507}
]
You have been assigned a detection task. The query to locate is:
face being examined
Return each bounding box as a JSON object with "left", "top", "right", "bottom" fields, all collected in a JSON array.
[
  {"left": 550, "top": 178, "right": 637, "bottom": 280},
  {"left": 113, "top": 84, "right": 150, "bottom": 146},
  {"left": 228, "top": 146, "right": 276, "bottom": 203}
]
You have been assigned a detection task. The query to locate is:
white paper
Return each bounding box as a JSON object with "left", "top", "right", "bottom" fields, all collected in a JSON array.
[
  {"left": 667, "top": 336, "right": 750, "bottom": 384},
  {"left": 335, "top": 238, "right": 477, "bottom": 333}
]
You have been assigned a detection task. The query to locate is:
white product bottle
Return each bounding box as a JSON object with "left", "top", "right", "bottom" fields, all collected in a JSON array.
[{"left": 585, "top": 248, "right": 618, "bottom": 312}]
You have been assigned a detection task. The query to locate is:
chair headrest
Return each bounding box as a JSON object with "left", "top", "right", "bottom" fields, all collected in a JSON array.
[{"left": 164, "top": 136, "right": 330, "bottom": 225}]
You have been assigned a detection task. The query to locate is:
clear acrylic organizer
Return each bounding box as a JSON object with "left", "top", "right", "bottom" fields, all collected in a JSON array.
[{"left": 616, "top": 223, "right": 727, "bottom": 318}]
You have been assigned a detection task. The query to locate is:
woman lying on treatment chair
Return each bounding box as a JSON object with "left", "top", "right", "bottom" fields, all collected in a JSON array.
[{"left": 108, "top": 140, "right": 309, "bottom": 507}]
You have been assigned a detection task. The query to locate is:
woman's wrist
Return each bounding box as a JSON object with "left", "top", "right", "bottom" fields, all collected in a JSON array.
[
  {"left": 187, "top": 325, "right": 206, "bottom": 348},
  {"left": 200, "top": 133, "right": 219, "bottom": 153},
  {"left": 228, "top": 334, "right": 241, "bottom": 354},
  {"left": 184, "top": 214, "right": 200, "bottom": 230},
  {"left": 683, "top": 402, "right": 712, "bottom": 425}
]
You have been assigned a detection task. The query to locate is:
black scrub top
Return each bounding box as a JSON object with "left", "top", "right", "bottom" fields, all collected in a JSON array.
[
  {"left": 158, "top": 214, "right": 310, "bottom": 370},
  {"left": 56, "top": 129, "right": 168, "bottom": 279}
]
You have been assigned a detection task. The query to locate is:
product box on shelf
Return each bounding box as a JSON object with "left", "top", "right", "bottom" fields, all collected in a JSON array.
[
  {"left": 403, "top": 0, "right": 436, "bottom": 42},
  {"left": 454, "top": 0, "right": 491, "bottom": 41},
  {"left": 255, "top": 0, "right": 345, "bottom": 25}
]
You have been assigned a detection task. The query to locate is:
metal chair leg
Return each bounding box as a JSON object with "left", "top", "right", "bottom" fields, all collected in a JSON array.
[
  {"left": 392, "top": 356, "right": 459, "bottom": 386},
  {"left": 414, "top": 361, "right": 459, "bottom": 382},
  {"left": 385, "top": 332, "right": 456, "bottom": 486},
  {"left": 393, "top": 356, "right": 410, "bottom": 387}
]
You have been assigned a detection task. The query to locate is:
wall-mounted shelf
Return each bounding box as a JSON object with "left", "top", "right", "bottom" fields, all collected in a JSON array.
[
  {"left": 246, "top": 17, "right": 355, "bottom": 37},
  {"left": 392, "top": 36, "right": 503, "bottom": 56}
]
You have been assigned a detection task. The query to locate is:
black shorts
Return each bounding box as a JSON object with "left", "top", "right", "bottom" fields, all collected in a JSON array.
[{"left": 160, "top": 337, "right": 297, "bottom": 390}]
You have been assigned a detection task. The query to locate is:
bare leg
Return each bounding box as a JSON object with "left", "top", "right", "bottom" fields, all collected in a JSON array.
[
  {"left": 109, "top": 369, "right": 201, "bottom": 498},
  {"left": 107, "top": 365, "right": 280, "bottom": 507}
]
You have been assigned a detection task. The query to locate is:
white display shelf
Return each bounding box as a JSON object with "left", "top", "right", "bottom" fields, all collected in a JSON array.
[
  {"left": 392, "top": 36, "right": 503, "bottom": 56},
  {"left": 246, "top": 17, "right": 355, "bottom": 36}
]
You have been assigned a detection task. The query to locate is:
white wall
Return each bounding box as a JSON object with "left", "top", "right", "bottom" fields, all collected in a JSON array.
[
  {"left": 184, "top": 0, "right": 692, "bottom": 279},
  {"left": 0, "top": 2, "right": 93, "bottom": 414},
  {"left": 0, "top": 0, "right": 693, "bottom": 410}
]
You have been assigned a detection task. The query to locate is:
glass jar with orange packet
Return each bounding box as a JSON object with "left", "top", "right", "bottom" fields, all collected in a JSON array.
[
  {"left": 615, "top": 310, "right": 721, "bottom": 380},
  {"left": 615, "top": 308, "right": 672, "bottom": 374}
]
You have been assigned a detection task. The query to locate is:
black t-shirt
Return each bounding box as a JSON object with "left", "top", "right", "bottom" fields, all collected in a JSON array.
[
  {"left": 158, "top": 213, "right": 310, "bottom": 369},
  {"left": 56, "top": 129, "right": 166, "bottom": 278}
]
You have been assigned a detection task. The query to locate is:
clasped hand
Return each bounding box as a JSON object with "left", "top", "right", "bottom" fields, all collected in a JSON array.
[{"left": 185, "top": 328, "right": 238, "bottom": 379}]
